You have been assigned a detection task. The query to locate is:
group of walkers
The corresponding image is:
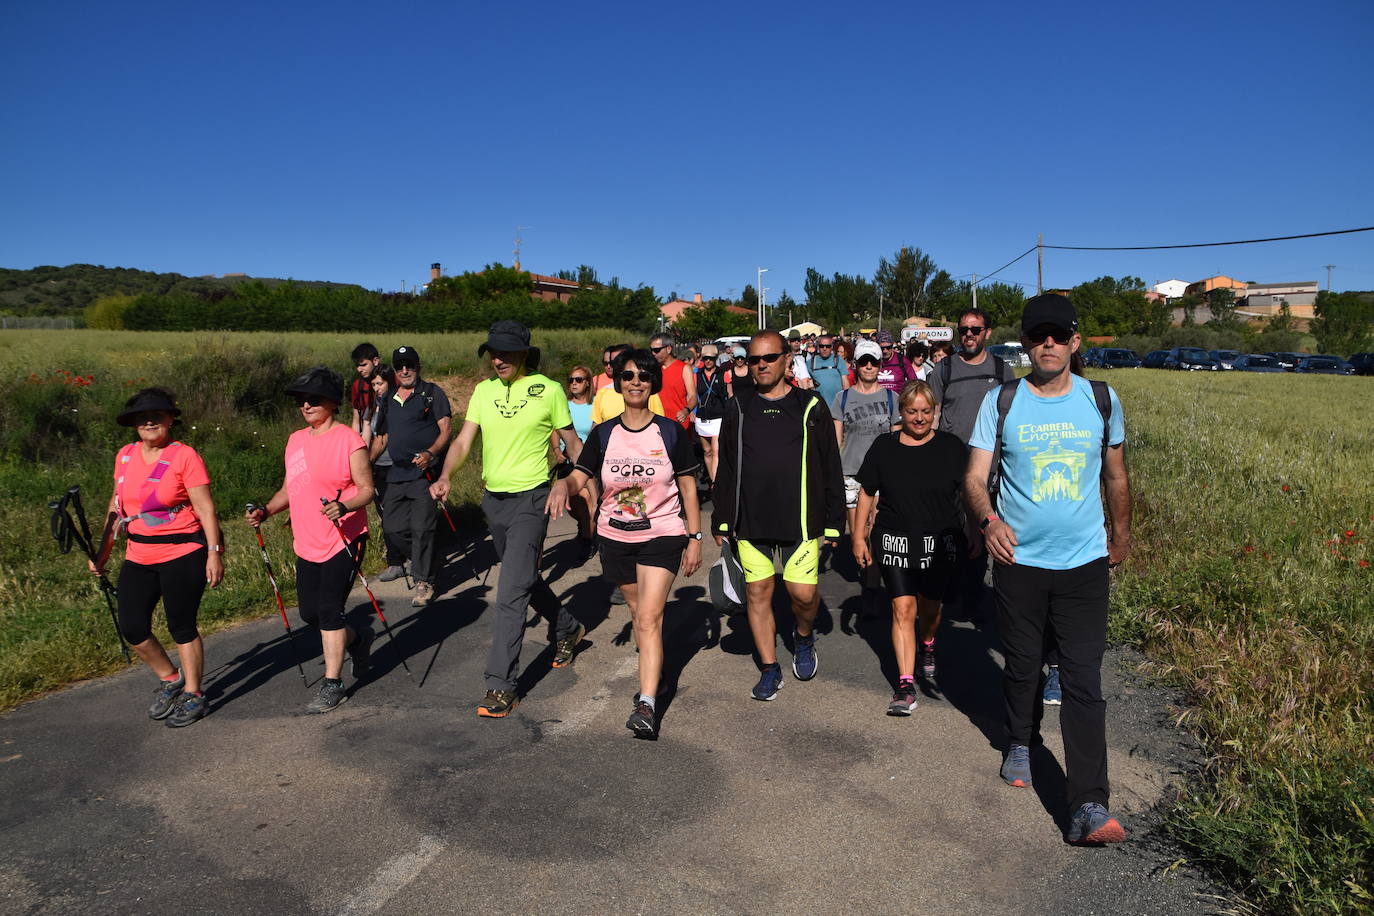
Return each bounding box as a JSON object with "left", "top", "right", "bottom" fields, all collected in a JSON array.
[{"left": 86, "top": 293, "right": 1131, "bottom": 846}]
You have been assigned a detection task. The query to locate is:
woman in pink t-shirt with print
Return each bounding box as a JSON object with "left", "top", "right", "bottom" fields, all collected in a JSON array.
[
  {"left": 566, "top": 349, "right": 703, "bottom": 740},
  {"left": 246, "top": 367, "right": 376, "bottom": 715},
  {"left": 90, "top": 387, "right": 225, "bottom": 729}
]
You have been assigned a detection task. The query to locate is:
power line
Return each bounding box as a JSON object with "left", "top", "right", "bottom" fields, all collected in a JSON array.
[
  {"left": 1042, "top": 225, "right": 1374, "bottom": 251},
  {"left": 972, "top": 246, "right": 1036, "bottom": 285}
]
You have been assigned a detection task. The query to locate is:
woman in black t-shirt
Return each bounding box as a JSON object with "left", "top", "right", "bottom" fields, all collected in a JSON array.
[{"left": 853, "top": 379, "right": 969, "bottom": 716}]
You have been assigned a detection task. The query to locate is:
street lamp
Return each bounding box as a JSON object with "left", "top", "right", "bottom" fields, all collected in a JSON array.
[{"left": 757, "top": 267, "right": 769, "bottom": 330}]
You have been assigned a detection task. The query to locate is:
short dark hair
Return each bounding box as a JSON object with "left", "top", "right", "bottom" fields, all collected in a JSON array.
[
  {"left": 906, "top": 340, "right": 929, "bottom": 361},
  {"left": 959, "top": 308, "right": 991, "bottom": 328},
  {"left": 351, "top": 342, "right": 379, "bottom": 362},
  {"left": 611, "top": 349, "right": 664, "bottom": 395},
  {"left": 608, "top": 343, "right": 632, "bottom": 359},
  {"left": 371, "top": 364, "right": 396, "bottom": 393}
]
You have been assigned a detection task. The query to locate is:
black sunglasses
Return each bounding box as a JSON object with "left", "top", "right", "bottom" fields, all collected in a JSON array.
[
  {"left": 746, "top": 352, "right": 786, "bottom": 366},
  {"left": 959, "top": 325, "right": 986, "bottom": 335},
  {"left": 818, "top": 343, "right": 833, "bottom": 348},
  {"left": 295, "top": 395, "right": 326, "bottom": 407},
  {"left": 619, "top": 370, "right": 653, "bottom": 383},
  {"left": 701, "top": 355, "right": 717, "bottom": 361},
  {"left": 1027, "top": 328, "right": 1073, "bottom": 345},
  {"left": 855, "top": 356, "right": 881, "bottom": 367},
  {"left": 568, "top": 375, "right": 588, "bottom": 383},
  {"left": 650, "top": 345, "right": 671, "bottom": 353}
]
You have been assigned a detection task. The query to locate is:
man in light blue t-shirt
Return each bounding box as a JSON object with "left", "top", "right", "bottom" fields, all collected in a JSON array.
[{"left": 964, "top": 293, "right": 1133, "bottom": 847}]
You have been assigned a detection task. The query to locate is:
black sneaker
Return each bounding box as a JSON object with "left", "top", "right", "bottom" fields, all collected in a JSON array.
[
  {"left": 147, "top": 673, "right": 185, "bottom": 720},
  {"left": 626, "top": 698, "right": 657, "bottom": 740},
  {"left": 919, "top": 642, "right": 937, "bottom": 681},
  {"left": 166, "top": 692, "right": 207, "bottom": 728},
  {"left": 348, "top": 626, "right": 375, "bottom": 678},
  {"left": 887, "top": 682, "right": 918, "bottom": 716},
  {"left": 306, "top": 678, "right": 348, "bottom": 714}
]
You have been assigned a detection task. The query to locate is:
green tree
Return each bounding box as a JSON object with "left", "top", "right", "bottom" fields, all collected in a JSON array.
[
  {"left": 874, "top": 246, "right": 939, "bottom": 315},
  {"left": 84, "top": 293, "right": 136, "bottom": 330},
  {"left": 1207, "top": 287, "right": 1239, "bottom": 326},
  {"left": 775, "top": 290, "right": 799, "bottom": 326},
  {"left": 1311, "top": 290, "right": 1374, "bottom": 355},
  {"left": 671, "top": 301, "right": 755, "bottom": 340}
]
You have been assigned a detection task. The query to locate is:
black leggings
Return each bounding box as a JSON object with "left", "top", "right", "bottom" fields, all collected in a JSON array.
[
  {"left": 296, "top": 537, "right": 365, "bottom": 631},
  {"left": 117, "top": 548, "right": 207, "bottom": 645}
]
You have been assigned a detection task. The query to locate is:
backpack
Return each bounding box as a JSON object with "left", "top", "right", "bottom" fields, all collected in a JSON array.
[
  {"left": 940, "top": 352, "right": 1009, "bottom": 391},
  {"left": 988, "top": 378, "right": 1112, "bottom": 508}
]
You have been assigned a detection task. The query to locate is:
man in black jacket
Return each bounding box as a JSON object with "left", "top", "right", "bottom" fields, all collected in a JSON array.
[{"left": 713, "top": 330, "right": 845, "bottom": 701}]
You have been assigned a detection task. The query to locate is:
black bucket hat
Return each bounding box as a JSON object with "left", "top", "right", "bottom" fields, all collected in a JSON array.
[
  {"left": 478, "top": 319, "right": 541, "bottom": 366},
  {"left": 116, "top": 387, "right": 182, "bottom": 427},
  {"left": 285, "top": 365, "right": 344, "bottom": 404}
]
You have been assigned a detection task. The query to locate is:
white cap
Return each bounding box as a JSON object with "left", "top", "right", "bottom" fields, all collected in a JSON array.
[{"left": 854, "top": 340, "right": 882, "bottom": 361}]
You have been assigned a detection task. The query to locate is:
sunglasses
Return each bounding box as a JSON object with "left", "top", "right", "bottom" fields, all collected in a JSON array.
[
  {"left": 701, "top": 355, "right": 717, "bottom": 361},
  {"left": 880, "top": 344, "right": 893, "bottom": 350},
  {"left": 746, "top": 352, "right": 785, "bottom": 366},
  {"left": 1026, "top": 328, "right": 1073, "bottom": 345},
  {"left": 856, "top": 356, "right": 881, "bottom": 367},
  {"left": 568, "top": 376, "right": 588, "bottom": 384},
  {"left": 295, "top": 396, "right": 326, "bottom": 407},
  {"left": 650, "top": 345, "right": 671, "bottom": 353},
  {"left": 394, "top": 363, "right": 418, "bottom": 372},
  {"left": 959, "top": 325, "right": 986, "bottom": 335},
  {"left": 619, "top": 370, "right": 652, "bottom": 383}
]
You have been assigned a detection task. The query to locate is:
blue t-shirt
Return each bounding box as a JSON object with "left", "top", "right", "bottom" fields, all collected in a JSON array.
[
  {"left": 808, "top": 354, "right": 849, "bottom": 407},
  {"left": 969, "top": 375, "right": 1125, "bottom": 571},
  {"left": 568, "top": 401, "right": 594, "bottom": 441}
]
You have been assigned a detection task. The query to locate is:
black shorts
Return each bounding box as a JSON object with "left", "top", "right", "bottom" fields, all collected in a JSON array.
[
  {"left": 598, "top": 534, "right": 689, "bottom": 585},
  {"left": 296, "top": 536, "right": 365, "bottom": 631},
  {"left": 872, "top": 526, "right": 958, "bottom": 600}
]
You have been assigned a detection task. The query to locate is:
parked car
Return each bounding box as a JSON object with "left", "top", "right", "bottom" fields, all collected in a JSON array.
[
  {"left": 1081, "top": 347, "right": 1103, "bottom": 368},
  {"left": 1267, "top": 352, "right": 1307, "bottom": 370},
  {"left": 986, "top": 343, "right": 1030, "bottom": 368},
  {"left": 1164, "top": 347, "right": 1219, "bottom": 371},
  {"left": 1231, "top": 354, "right": 1287, "bottom": 373},
  {"left": 1293, "top": 356, "right": 1349, "bottom": 375},
  {"left": 1142, "top": 350, "right": 1170, "bottom": 369},
  {"left": 1209, "top": 349, "right": 1241, "bottom": 370},
  {"left": 1096, "top": 348, "right": 1142, "bottom": 369},
  {"left": 1313, "top": 354, "right": 1357, "bottom": 374},
  {"left": 1348, "top": 353, "right": 1374, "bottom": 375}
]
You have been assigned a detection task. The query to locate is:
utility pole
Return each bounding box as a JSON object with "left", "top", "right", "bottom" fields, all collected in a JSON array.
[
  {"left": 878, "top": 293, "right": 884, "bottom": 331},
  {"left": 757, "top": 267, "right": 769, "bottom": 330},
  {"left": 1036, "top": 233, "right": 1044, "bottom": 294},
  {"left": 1325, "top": 264, "right": 1336, "bottom": 291},
  {"left": 972, "top": 274, "right": 978, "bottom": 311}
]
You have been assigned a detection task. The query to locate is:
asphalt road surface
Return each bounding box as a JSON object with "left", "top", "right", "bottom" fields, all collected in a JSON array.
[{"left": 1, "top": 515, "right": 1224, "bottom": 915}]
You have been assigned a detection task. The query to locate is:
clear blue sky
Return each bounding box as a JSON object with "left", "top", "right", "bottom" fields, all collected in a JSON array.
[{"left": 4, "top": 0, "right": 1372, "bottom": 301}]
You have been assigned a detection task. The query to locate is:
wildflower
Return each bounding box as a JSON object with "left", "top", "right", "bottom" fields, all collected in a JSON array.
[
  {"left": 1281, "top": 484, "right": 1291, "bottom": 492},
  {"left": 1345, "top": 530, "right": 1356, "bottom": 539},
  {"left": 1361, "top": 560, "right": 1369, "bottom": 568},
  {"left": 1244, "top": 545, "right": 1255, "bottom": 553}
]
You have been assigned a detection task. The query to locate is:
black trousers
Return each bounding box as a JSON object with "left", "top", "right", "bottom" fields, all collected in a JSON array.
[
  {"left": 380, "top": 474, "right": 436, "bottom": 583},
  {"left": 994, "top": 558, "right": 1110, "bottom": 810},
  {"left": 371, "top": 464, "right": 405, "bottom": 566}
]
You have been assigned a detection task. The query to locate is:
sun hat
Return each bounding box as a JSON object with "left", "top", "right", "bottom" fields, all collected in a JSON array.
[
  {"left": 854, "top": 340, "right": 882, "bottom": 362},
  {"left": 285, "top": 366, "right": 344, "bottom": 404},
  {"left": 116, "top": 388, "right": 182, "bottom": 427}
]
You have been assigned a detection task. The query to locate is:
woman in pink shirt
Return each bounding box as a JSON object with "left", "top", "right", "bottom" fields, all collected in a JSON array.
[
  {"left": 246, "top": 367, "right": 377, "bottom": 714},
  {"left": 91, "top": 387, "right": 224, "bottom": 728},
  {"left": 564, "top": 349, "right": 703, "bottom": 739}
]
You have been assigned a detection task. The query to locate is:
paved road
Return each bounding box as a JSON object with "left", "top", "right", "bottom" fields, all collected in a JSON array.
[{"left": 1, "top": 515, "right": 1221, "bottom": 915}]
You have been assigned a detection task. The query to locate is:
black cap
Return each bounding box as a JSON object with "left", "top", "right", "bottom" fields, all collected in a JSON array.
[
  {"left": 116, "top": 388, "right": 182, "bottom": 427},
  {"left": 477, "top": 319, "right": 533, "bottom": 357},
  {"left": 392, "top": 346, "right": 420, "bottom": 368},
  {"left": 1021, "top": 294, "right": 1078, "bottom": 334},
  {"left": 285, "top": 366, "right": 344, "bottom": 404}
]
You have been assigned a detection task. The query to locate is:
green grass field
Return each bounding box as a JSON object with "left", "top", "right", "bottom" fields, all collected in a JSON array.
[{"left": 1, "top": 330, "right": 1371, "bottom": 912}]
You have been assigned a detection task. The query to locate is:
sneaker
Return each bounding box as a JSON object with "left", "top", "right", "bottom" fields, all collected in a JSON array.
[
  {"left": 609, "top": 588, "right": 626, "bottom": 606},
  {"left": 476, "top": 689, "right": 519, "bottom": 718},
  {"left": 919, "top": 642, "right": 937, "bottom": 680},
  {"left": 626, "top": 698, "right": 657, "bottom": 739},
  {"left": 166, "top": 692, "right": 207, "bottom": 728},
  {"left": 147, "top": 673, "right": 185, "bottom": 720},
  {"left": 1043, "top": 667, "right": 1063, "bottom": 706},
  {"left": 411, "top": 581, "right": 434, "bottom": 607},
  {"left": 1066, "top": 802, "right": 1126, "bottom": 845},
  {"left": 1001, "top": 743, "right": 1033, "bottom": 788},
  {"left": 348, "top": 626, "right": 375, "bottom": 678},
  {"left": 887, "top": 682, "right": 918, "bottom": 716},
  {"left": 306, "top": 678, "right": 348, "bottom": 714},
  {"left": 551, "top": 624, "right": 586, "bottom": 668},
  {"left": 751, "top": 663, "right": 784, "bottom": 701},
  {"left": 377, "top": 565, "right": 407, "bottom": 583},
  {"left": 792, "top": 630, "right": 818, "bottom": 681}
]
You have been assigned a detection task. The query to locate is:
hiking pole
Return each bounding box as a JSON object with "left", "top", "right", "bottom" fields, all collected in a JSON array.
[
  {"left": 48, "top": 485, "right": 131, "bottom": 662},
  {"left": 422, "top": 466, "right": 457, "bottom": 533},
  {"left": 321, "top": 497, "right": 412, "bottom": 680},
  {"left": 245, "top": 503, "right": 308, "bottom": 687}
]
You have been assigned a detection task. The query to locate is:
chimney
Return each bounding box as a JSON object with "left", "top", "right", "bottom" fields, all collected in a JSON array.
[
  {"left": 431, "top": 263, "right": 441, "bottom": 281},
  {"left": 693, "top": 293, "right": 703, "bottom": 304}
]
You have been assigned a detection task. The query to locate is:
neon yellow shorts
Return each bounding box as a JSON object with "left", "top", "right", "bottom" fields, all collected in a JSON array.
[{"left": 737, "top": 538, "right": 821, "bottom": 585}]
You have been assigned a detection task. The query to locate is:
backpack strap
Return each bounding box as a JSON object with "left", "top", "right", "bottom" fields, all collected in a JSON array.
[
  {"left": 118, "top": 441, "right": 191, "bottom": 529},
  {"left": 840, "top": 388, "right": 850, "bottom": 414},
  {"left": 1090, "top": 379, "right": 1112, "bottom": 475},
  {"left": 940, "top": 356, "right": 952, "bottom": 388},
  {"left": 885, "top": 388, "right": 894, "bottom": 419},
  {"left": 987, "top": 379, "right": 1021, "bottom": 510}
]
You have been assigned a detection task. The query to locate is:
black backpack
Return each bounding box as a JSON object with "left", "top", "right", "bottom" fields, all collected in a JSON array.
[{"left": 987, "top": 378, "right": 1112, "bottom": 508}]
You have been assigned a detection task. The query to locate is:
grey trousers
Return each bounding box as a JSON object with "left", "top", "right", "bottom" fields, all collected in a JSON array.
[
  {"left": 482, "top": 485, "right": 580, "bottom": 692},
  {"left": 380, "top": 475, "right": 436, "bottom": 583}
]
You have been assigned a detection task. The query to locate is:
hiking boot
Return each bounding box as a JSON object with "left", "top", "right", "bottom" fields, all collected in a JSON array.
[
  {"left": 377, "top": 564, "right": 408, "bottom": 583},
  {"left": 887, "top": 682, "right": 918, "bottom": 716},
  {"left": 166, "top": 692, "right": 207, "bottom": 728},
  {"left": 306, "top": 678, "right": 348, "bottom": 714},
  {"left": 348, "top": 626, "right": 375, "bottom": 678},
  {"left": 626, "top": 698, "right": 657, "bottom": 739},
  {"left": 551, "top": 624, "right": 586, "bottom": 668},
  {"left": 1043, "top": 666, "right": 1063, "bottom": 706},
  {"left": 411, "top": 581, "right": 434, "bottom": 607},
  {"left": 148, "top": 672, "right": 185, "bottom": 720},
  {"left": 919, "top": 642, "right": 937, "bottom": 681},
  {"left": 751, "top": 663, "right": 784, "bottom": 701},
  {"left": 1066, "top": 803, "right": 1126, "bottom": 845},
  {"left": 792, "top": 630, "right": 818, "bottom": 681},
  {"left": 1001, "top": 743, "right": 1032, "bottom": 788},
  {"left": 477, "top": 689, "right": 518, "bottom": 718}
]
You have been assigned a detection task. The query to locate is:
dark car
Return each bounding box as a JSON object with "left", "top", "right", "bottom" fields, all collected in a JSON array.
[
  {"left": 1082, "top": 347, "right": 1103, "bottom": 368},
  {"left": 1209, "top": 349, "right": 1241, "bottom": 370},
  {"left": 1142, "top": 350, "right": 1169, "bottom": 369},
  {"left": 1349, "top": 353, "right": 1374, "bottom": 375},
  {"left": 1314, "top": 354, "right": 1357, "bottom": 374},
  {"left": 1164, "top": 347, "right": 1219, "bottom": 371},
  {"left": 1293, "top": 356, "right": 1348, "bottom": 375},
  {"left": 1097, "top": 348, "right": 1142, "bottom": 369},
  {"left": 1232, "top": 354, "right": 1287, "bottom": 373},
  {"left": 1267, "top": 351, "right": 1307, "bottom": 370}
]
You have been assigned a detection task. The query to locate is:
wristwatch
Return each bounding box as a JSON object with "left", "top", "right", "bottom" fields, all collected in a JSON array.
[
  {"left": 207, "top": 544, "right": 223, "bottom": 554},
  {"left": 686, "top": 532, "right": 703, "bottom": 541}
]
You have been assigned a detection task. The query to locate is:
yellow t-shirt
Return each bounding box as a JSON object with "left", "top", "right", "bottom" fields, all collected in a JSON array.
[
  {"left": 591, "top": 387, "right": 665, "bottom": 424},
  {"left": 465, "top": 373, "right": 573, "bottom": 493}
]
